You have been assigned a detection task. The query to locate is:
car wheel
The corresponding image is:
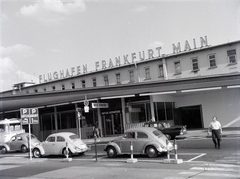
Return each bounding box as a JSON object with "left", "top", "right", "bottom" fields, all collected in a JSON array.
[
  {"left": 21, "top": 145, "right": 28, "bottom": 153},
  {"left": 0, "top": 146, "right": 7, "bottom": 154},
  {"left": 63, "top": 148, "right": 72, "bottom": 157},
  {"left": 165, "top": 134, "right": 171, "bottom": 140},
  {"left": 107, "top": 146, "right": 117, "bottom": 158},
  {"left": 146, "top": 146, "right": 158, "bottom": 158},
  {"left": 32, "top": 148, "right": 41, "bottom": 158}
]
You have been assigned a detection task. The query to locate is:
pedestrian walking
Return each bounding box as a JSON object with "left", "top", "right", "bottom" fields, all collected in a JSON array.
[{"left": 208, "top": 116, "right": 222, "bottom": 149}]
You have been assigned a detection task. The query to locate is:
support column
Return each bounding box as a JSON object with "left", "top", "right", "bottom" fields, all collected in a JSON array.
[
  {"left": 121, "top": 98, "right": 126, "bottom": 132},
  {"left": 54, "top": 106, "right": 58, "bottom": 133},
  {"left": 97, "top": 99, "right": 103, "bottom": 137},
  {"left": 150, "top": 96, "right": 155, "bottom": 120},
  {"left": 162, "top": 56, "right": 168, "bottom": 80}
]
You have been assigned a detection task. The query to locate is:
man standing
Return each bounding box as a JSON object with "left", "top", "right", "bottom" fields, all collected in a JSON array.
[{"left": 208, "top": 116, "right": 223, "bottom": 149}]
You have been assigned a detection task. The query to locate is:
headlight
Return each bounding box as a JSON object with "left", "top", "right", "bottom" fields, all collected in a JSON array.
[{"left": 75, "top": 147, "right": 80, "bottom": 150}]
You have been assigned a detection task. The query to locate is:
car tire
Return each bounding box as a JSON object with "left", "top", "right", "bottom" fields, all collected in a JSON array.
[
  {"left": 32, "top": 148, "right": 41, "bottom": 158},
  {"left": 63, "top": 148, "right": 72, "bottom": 157},
  {"left": 146, "top": 146, "right": 158, "bottom": 158},
  {"left": 0, "top": 146, "right": 7, "bottom": 154},
  {"left": 106, "top": 146, "right": 117, "bottom": 158},
  {"left": 21, "top": 145, "right": 28, "bottom": 153}
]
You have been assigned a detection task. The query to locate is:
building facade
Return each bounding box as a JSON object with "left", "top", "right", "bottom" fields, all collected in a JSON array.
[{"left": 1, "top": 38, "right": 240, "bottom": 141}]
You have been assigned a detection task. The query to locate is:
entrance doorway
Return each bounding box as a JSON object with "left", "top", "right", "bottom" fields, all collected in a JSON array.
[
  {"left": 178, "top": 105, "right": 203, "bottom": 129},
  {"left": 102, "top": 111, "right": 123, "bottom": 136}
]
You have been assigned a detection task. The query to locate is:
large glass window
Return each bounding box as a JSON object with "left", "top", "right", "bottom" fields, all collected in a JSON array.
[
  {"left": 40, "top": 114, "right": 56, "bottom": 131},
  {"left": 154, "top": 102, "right": 175, "bottom": 121},
  {"left": 58, "top": 111, "right": 76, "bottom": 130},
  {"left": 126, "top": 101, "right": 151, "bottom": 123}
]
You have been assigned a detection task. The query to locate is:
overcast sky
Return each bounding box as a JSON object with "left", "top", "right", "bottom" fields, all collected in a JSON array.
[{"left": 1, "top": 0, "right": 239, "bottom": 92}]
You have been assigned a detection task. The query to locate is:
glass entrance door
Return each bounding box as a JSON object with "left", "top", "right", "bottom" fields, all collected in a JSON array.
[{"left": 102, "top": 111, "right": 123, "bottom": 136}]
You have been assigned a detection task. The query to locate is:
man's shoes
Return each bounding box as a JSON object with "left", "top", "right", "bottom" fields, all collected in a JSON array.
[
  {"left": 215, "top": 145, "right": 217, "bottom": 149},
  {"left": 218, "top": 146, "right": 221, "bottom": 149}
]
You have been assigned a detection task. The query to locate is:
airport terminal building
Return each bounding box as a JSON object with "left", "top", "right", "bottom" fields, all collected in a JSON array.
[{"left": 1, "top": 37, "right": 240, "bottom": 141}]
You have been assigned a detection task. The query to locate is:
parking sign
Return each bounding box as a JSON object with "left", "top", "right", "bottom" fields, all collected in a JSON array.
[{"left": 20, "top": 108, "right": 39, "bottom": 125}]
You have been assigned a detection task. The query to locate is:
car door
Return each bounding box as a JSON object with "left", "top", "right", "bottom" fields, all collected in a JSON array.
[
  {"left": 9, "top": 136, "right": 17, "bottom": 151},
  {"left": 134, "top": 132, "right": 149, "bottom": 153},
  {"left": 119, "top": 132, "right": 135, "bottom": 153},
  {"left": 55, "top": 136, "right": 66, "bottom": 154},
  {"left": 43, "top": 136, "right": 56, "bottom": 155}
]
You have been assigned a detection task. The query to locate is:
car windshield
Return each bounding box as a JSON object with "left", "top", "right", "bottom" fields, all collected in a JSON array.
[
  {"left": 69, "top": 135, "right": 79, "bottom": 140},
  {"left": 152, "top": 129, "right": 164, "bottom": 137}
]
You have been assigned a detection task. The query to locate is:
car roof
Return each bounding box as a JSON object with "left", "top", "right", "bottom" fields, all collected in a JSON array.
[
  {"left": 127, "top": 127, "right": 157, "bottom": 133},
  {"left": 48, "top": 132, "right": 77, "bottom": 137},
  {"left": 13, "top": 133, "right": 29, "bottom": 137}
]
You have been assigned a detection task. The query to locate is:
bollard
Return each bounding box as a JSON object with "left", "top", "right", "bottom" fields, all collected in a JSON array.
[
  {"left": 163, "top": 139, "right": 183, "bottom": 164},
  {"left": 166, "top": 139, "right": 170, "bottom": 159},
  {"left": 62, "top": 142, "right": 72, "bottom": 162},
  {"left": 66, "top": 142, "right": 69, "bottom": 159},
  {"left": 130, "top": 141, "right": 133, "bottom": 159},
  {"left": 127, "top": 141, "right": 137, "bottom": 163},
  {"left": 174, "top": 139, "right": 178, "bottom": 160}
]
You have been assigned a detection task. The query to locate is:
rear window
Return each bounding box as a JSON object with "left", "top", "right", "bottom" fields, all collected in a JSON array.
[
  {"left": 152, "top": 130, "right": 164, "bottom": 137},
  {"left": 69, "top": 135, "right": 79, "bottom": 140}
]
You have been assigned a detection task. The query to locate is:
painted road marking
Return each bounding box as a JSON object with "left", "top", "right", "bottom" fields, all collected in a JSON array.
[{"left": 187, "top": 153, "right": 206, "bottom": 162}]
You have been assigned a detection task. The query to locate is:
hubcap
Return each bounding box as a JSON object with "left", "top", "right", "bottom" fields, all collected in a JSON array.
[{"left": 108, "top": 149, "right": 114, "bottom": 157}]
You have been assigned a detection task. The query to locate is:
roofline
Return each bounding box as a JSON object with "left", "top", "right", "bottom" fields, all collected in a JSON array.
[{"left": 1, "top": 40, "right": 240, "bottom": 93}]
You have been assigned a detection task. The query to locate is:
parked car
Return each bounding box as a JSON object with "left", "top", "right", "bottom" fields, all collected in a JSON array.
[
  {"left": 144, "top": 121, "right": 187, "bottom": 140},
  {"left": 32, "top": 132, "right": 90, "bottom": 158},
  {"left": 104, "top": 127, "right": 174, "bottom": 158},
  {"left": 0, "top": 133, "right": 40, "bottom": 153}
]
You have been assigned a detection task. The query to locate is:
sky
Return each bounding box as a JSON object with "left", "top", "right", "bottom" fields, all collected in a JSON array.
[{"left": 0, "top": 0, "right": 239, "bottom": 92}]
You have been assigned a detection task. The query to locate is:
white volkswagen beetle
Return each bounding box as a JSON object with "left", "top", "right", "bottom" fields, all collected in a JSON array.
[{"left": 32, "top": 132, "right": 90, "bottom": 158}]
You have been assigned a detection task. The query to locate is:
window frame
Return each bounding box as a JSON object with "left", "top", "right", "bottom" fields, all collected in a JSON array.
[
  {"left": 71, "top": 82, "right": 75, "bottom": 89},
  {"left": 81, "top": 80, "right": 86, "bottom": 88},
  {"left": 116, "top": 73, "right": 121, "bottom": 84},
  {"left": 227, "top": 49, "right": 237, "bottom": 64},
  {"left": 208, "top": 54, "right": 217, "bottom": 68},
  {"left": 158, "top": 65, "right": 164, "bottom": 77},
  {"left": 191, "top": 57, "right": 199, "bottom": 72},
  {"left": 103, "top": 75, "right": 109, "bottom": 86},
  {"left": 144, "top": 67, "right": 151, "bottom": 80},
  {"left": 174, "top": 61, "right": 181, "bottom": 75},
  {"left": 129, "top": 70, "right": 135, "bottom": 83},
  {"left": 61, "top": 84, "right": 65, "bottom": 90},
  {"left": 92, "top": 77, "right": 97, "bottom": 87}
]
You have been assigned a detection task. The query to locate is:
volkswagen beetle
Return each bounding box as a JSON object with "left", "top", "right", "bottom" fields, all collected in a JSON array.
[
  {"left": 104, "top": 127, "right": 174, "bottom": 158},
  {"left": 0, "top": 133, "right": 40, "bottom": 153},
  {"left": 32, "top": 132, "right": 90, "bottom": 158}
]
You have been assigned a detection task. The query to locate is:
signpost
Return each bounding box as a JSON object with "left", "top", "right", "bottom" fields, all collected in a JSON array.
[
  {"left": 92, "top": 103, "right": 109, "bottom": 108},
  {"left": 20, "top": 108, "right": 39, "bottom": 160}
]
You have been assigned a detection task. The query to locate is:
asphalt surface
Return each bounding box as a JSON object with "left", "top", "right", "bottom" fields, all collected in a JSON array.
[{"left": 0, "top": 128, "right": 239, "bottom": 179}]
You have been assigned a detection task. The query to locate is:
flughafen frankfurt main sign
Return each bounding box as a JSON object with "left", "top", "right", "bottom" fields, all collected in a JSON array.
[{"left": 39, "top": 36, "right": 208, "bottom": 84}]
